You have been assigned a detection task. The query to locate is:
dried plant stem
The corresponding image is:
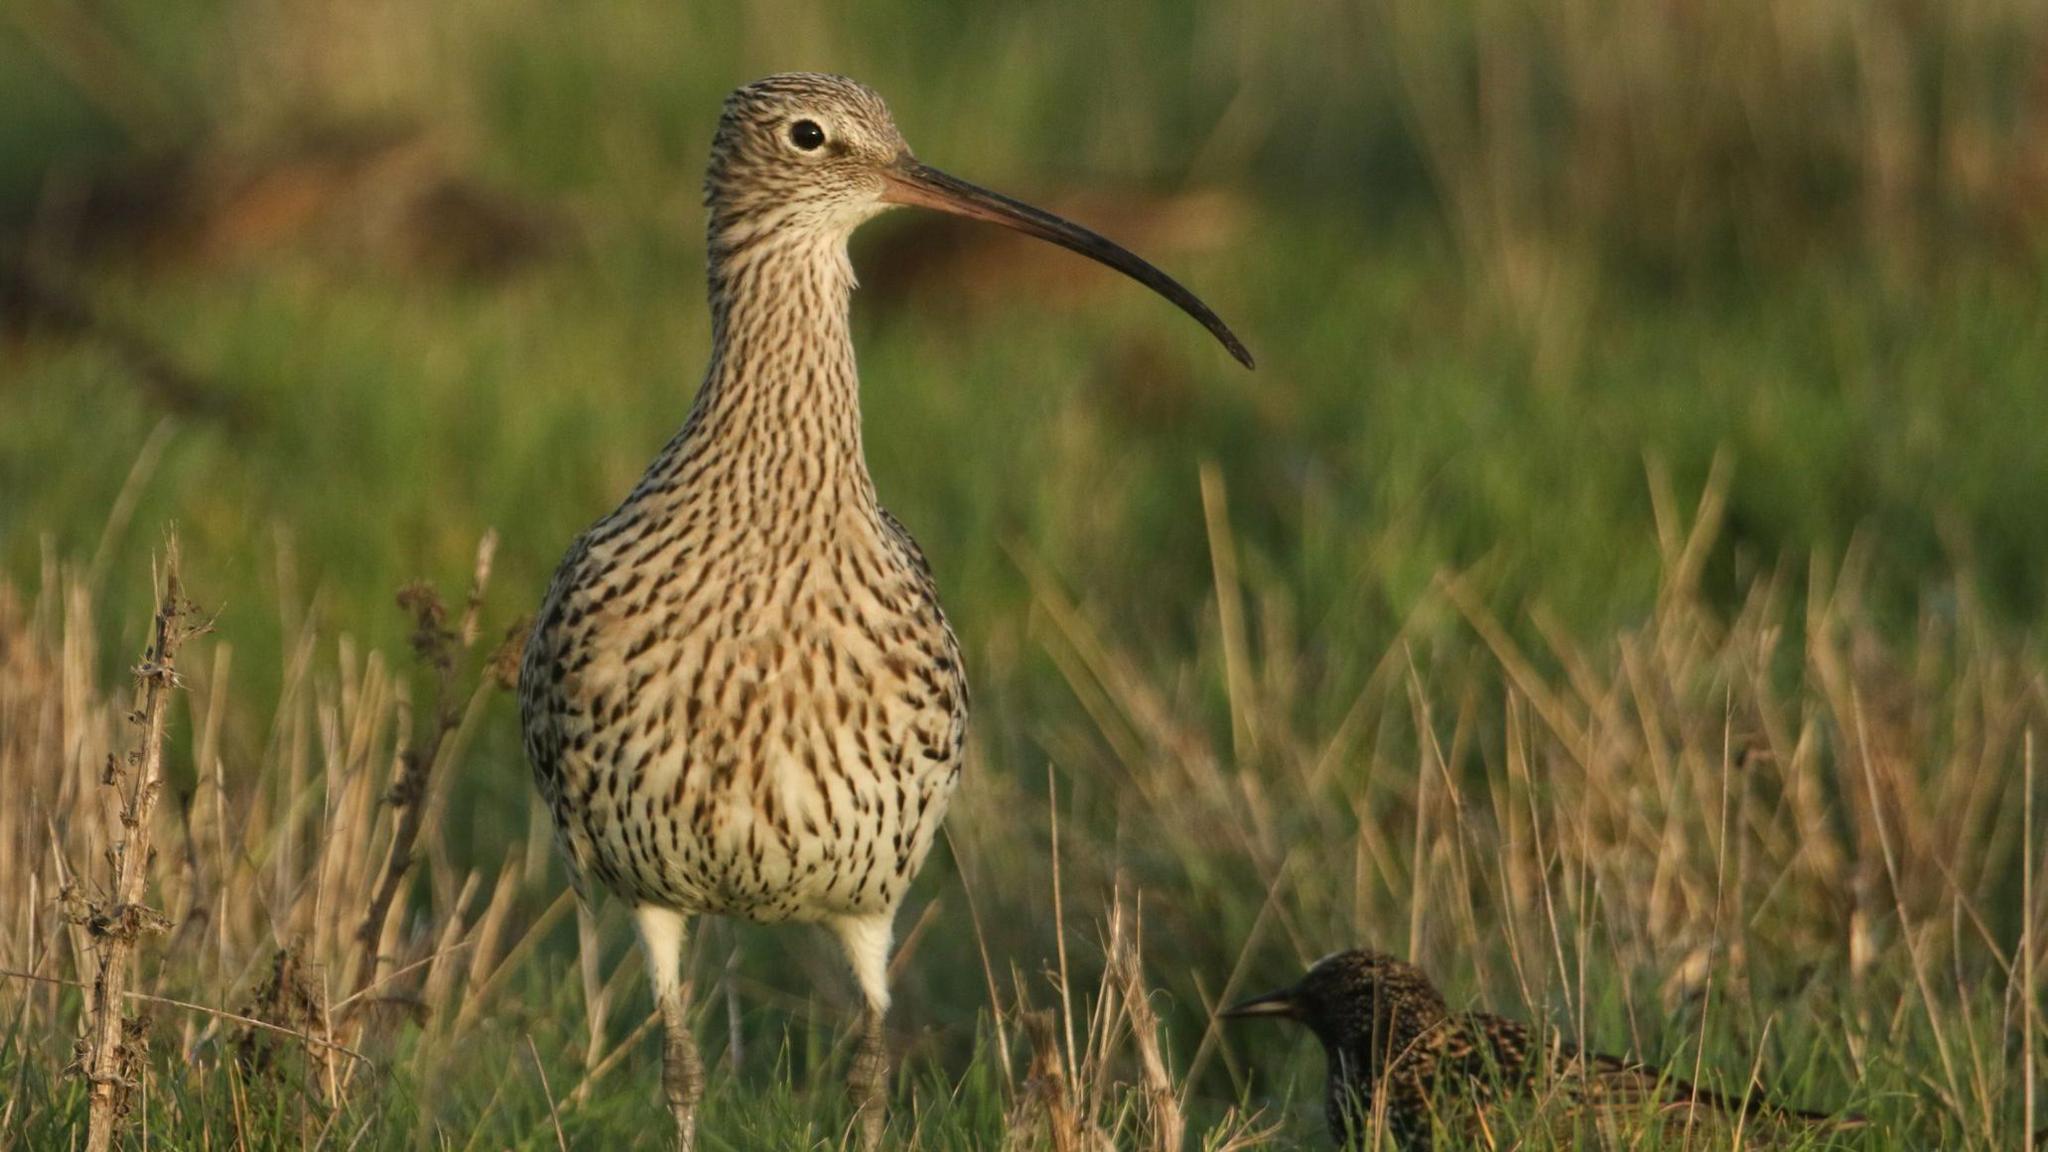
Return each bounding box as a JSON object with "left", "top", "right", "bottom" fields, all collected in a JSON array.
[
  {"left": 1109, "top": 898, "right": 1184, "bottom": 1152},
  {"left": 80, "top": 539, "right": 198, "bottom": 1152},
  {"left": 350, "top": 532, "right": 497, "bottom": 1007},
  {"left": 526, "top": 1034, "right": 569, "bottom": 1152},
  {"left": 2024, "top": 730, "right": 2036, "bottom": 1148},
  {"left": 1008, "top": 1010, "right": 1082, "bottom": 1152},
  {"left": 350, "top": 655, "right": 456, "bottom": 1002}
]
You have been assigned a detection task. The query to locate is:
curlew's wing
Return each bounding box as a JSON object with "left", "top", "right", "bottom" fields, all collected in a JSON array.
[{"left": 517, "top": 532, "right": 610, "bottom": 909}]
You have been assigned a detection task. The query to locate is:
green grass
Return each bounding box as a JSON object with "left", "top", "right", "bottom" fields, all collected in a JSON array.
[{"left": 3, "top": 2, "right": 2046, "bottom": 1148}]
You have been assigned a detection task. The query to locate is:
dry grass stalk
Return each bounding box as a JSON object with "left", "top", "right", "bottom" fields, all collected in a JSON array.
[
  {"left": 1005, "top": 1008, "right": 1102, "bottom": 1152},
  {"left": 75, "top": 537, "right": 205, "bottom": 1152},
  {"left": 0, "top": 530, "right": 604, "bottom": 1142},
  {"left": 2027, "top": 731, "right": 2039, "bottom": 1152},
  {"left": 1106, "top": 899, "right": 1185, "bottom": 1152},
  {"left": 349, "top": 530, "right": 496, "bottom": 1011},
  {"left": 996, "top": 874, "right": 1268, "bottom": 1152}
]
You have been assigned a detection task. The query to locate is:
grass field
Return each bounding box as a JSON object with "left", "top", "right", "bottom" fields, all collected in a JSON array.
[{"left": 3, "top": 2, "right": 2046, "bottom": 1147}]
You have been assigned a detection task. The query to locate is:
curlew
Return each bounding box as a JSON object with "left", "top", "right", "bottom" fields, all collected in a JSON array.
[
  {"left": 1222, "top": 949, "right": 1864, "bottom": 1150},
  {"left": 519, "top": 72, "right": 1250, "bottom": 1149}
]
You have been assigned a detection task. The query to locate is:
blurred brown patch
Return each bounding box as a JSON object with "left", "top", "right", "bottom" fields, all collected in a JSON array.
[
  {"left": 0, "top": 255, "right": 238, "bottom": 425},
  {"left": 5, "top": 125, "right": 566, "bottom": 427},
  {"left": 32, "top": 123, "right": 569, "bottom": 278},
  {"left": 1088, "top": 333, "right": 1199, "bottom": 433}
]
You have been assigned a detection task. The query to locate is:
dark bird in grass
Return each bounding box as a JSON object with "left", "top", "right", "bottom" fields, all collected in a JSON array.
[{"left": 1222, "top": 949, "right": 1865, "bottom": 1150}]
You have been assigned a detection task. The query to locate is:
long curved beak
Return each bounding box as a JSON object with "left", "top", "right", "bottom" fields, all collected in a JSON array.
[
  {"left": 1219, "top": 984, "right": 1299, "bottom": 1020},
  {"left": 880, "top": 158, "right": 1254, "bottom": 369}
]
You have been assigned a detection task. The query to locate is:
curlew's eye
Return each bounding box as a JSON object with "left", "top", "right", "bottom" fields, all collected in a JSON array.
[{"left": 789, "top": 119, "right": 826, "bottom": 151}]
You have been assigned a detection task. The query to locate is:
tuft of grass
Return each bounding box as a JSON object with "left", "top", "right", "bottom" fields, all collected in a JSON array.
[{"left": 2, "top": 463, "right": 2043, "bottom": 1146}]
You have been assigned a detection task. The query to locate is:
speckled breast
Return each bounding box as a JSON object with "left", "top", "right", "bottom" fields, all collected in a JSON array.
[{"left": 519, "top": 508, "right": 967, "bottom": 924}]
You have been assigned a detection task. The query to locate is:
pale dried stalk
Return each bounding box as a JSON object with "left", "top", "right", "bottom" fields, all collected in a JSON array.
[
  {"left": 1107, "top": 901, "right": 1184, "bottom": 1152},
  {"left": 350, "top": 531, "right": 496, "bottom": 1007},
  {"left": 80, "top": 539, "right": 200, "bottom": 1152},
  {"left": 349, "top": 656, "right": 452, "bottom": 1003},
  {"left": 2023, "top": 730, "right": 2036, "bottom": 1148},
  {"left": 1005, "top": 1009, "right": 1093, "bottom": 1152}
]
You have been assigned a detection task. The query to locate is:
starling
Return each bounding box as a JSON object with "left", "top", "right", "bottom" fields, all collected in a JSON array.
[{"left": 1222, "top": 949, "right": 1862, "bottom": 1149}]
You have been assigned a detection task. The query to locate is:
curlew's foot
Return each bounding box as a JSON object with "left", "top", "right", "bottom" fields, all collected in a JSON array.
[
  {"left": 847, "top": 1004, "right": 887, "bottom": 1148},
  {"left": 660, "top": 985, "right": 704, "bottom": 1152}
]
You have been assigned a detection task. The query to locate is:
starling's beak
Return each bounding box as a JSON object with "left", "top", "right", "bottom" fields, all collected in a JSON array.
[
  {"left": 879, "top": 157, "right": 1255, "bottom": 369},
  {"left": 1218, "top": 984, "right": 1299, "bottom": 1021}
]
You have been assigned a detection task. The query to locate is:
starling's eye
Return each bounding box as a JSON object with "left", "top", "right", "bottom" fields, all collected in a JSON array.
[{"left": 789, "top": 120, "right": 826, "bottom": 151}]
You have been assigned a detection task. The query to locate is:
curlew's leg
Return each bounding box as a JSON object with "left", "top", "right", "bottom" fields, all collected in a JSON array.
[
  {"left": 634, "top": 906, "right": 703, "bottom": 1152},
  {"left": 831, "top": 915, "right": 894, "bottom": 1149},
  {"left": 849, "top": 1001, "right": 888, "bottom": 1148}
]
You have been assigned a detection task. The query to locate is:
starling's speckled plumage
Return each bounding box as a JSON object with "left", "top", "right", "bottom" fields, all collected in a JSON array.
[
  {"left": 519, "top": 73, "right": 1249, "bottom": 1150},
  {"left": 1223, "top": 949, "right": 1862, "bottom": 1150}
]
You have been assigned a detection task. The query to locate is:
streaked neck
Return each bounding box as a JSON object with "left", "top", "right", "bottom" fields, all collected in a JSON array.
[{"left": 635, "top": 228, "right": 876, "bottom": 527}]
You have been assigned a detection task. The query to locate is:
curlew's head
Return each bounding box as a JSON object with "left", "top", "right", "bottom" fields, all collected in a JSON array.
[
  {"left": 705, "top": 72, "right": 1253, "bottom": 368},
  {"left": 1220, "top": 948, "right": 1450, "bottom": 1070}
]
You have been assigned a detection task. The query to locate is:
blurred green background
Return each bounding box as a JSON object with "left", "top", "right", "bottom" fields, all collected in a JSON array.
[
  {"left": 8, "top": 0, "right": 2048, "bottom": 665},
  {"left": 4, "top": 0, "right": 2047, "bottom": 1144}
]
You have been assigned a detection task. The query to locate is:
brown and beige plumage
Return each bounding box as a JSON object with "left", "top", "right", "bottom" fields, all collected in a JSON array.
[
  {"left": 1222, "top": 949, "right": 1864, "bottom": 1150},
  {"left": 519, "top": 73, "right": 1249, "bottom": 1149}
]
